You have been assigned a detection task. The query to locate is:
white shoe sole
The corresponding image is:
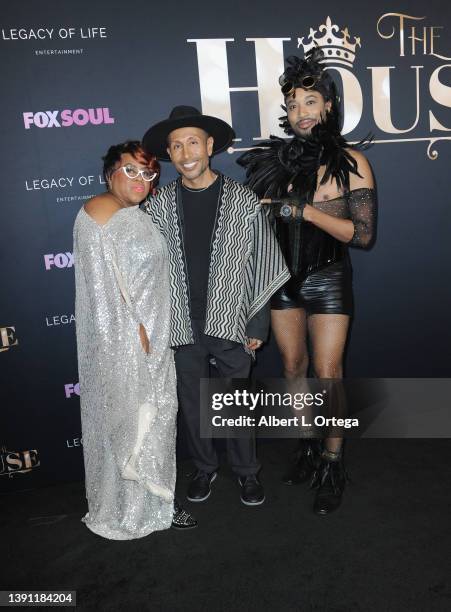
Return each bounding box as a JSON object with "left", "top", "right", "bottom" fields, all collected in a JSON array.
[
  {"left": 186, "top": 472, "right": 217, "bottom": 502},
  {"left": 239, "top": 477, "right": 265, "bottom": 506},
  {"left": 240, "top": 496, "right": 266, "bottom": 506}
]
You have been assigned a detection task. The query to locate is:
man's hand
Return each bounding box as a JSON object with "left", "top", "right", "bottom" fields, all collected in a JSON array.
[
  {"left": 247, "top": 337, "right": 263, "bottom": 350},
  {"left": 260, "top": 194, "right": 307, "bottom": 222},
  {"left": 139, "top": 323, "right": 151, "bottom": 354}
]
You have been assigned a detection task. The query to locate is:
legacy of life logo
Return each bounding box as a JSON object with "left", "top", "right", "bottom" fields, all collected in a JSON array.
[
  {"left": 2, "top": 27, "right": 107, "bottom": 41},
  {"left": 189, "top": 14, "right": 451, "bottom": 159},
  {"left": 66, "top": 437, "right": 83, "bottom": 448},
  {"left": 25, "top": 174, "right": 106, "bottom": 191},
  {"left": 0, "top": 446, "right": 40, "bottom": 477},
  {"left": 45, "top": 313, "right": 75, "bottom": 327},
  {"left": 1, "top": 26, "right": 108, "bottom": 57},
  {"left": 44, "top": 252, "right": 73, "bottom": 270},
  {"left": 0, "top": 326, "right": 18, "bottom": 352},
  {"left": 23, "top": 107, "right": 115, "bottom": 129}
]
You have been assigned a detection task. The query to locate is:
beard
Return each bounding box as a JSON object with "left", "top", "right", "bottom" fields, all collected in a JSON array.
[{"left": 289, "top": 117, "right": 322, "bottom": 139}]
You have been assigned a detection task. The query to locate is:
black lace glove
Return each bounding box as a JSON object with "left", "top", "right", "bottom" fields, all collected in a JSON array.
[
  {"left": 347, "top": 188, "right": 376, "bottom": 248},
  {"left": 261, "top": 194, "right": 307, "bottom": 223}
]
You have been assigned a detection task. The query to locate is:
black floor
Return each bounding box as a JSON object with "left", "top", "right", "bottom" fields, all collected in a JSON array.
[{"left": 1, "top": 440, "right": 450, "bottom": 611}]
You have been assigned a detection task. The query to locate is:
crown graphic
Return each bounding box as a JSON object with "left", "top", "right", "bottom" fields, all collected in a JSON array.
[{"left": 297, "top": 16, "right": 361, "bottom": 67}]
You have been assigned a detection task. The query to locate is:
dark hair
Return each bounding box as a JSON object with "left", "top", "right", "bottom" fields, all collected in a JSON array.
[
  {"left": 102, "top": 140, "right": 160, "bottom": 188},
  {"left": 278, "top": 48, "right": 342, "bottom": 135}
]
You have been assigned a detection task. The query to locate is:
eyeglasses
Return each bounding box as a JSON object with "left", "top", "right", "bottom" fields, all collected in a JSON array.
[
  {"left": 111, "top": 164, "right": 158, "bottom": 182},
  {"left": 280, "top": 75, "right": 318, "bottom": 97}
]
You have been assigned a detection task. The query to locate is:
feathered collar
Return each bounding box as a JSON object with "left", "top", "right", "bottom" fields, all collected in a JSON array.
[{"left": 237, "top": 114, "right": 369, "bottom": 200}]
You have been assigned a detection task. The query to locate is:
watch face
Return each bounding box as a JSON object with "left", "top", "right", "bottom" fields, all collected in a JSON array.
[{"left": 280, "top": 204, "right": 292, "bottom": 217}]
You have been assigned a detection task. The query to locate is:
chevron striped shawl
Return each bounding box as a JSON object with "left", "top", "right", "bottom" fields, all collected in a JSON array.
[{"left": 144, "top": 174, "right": 289, "bottom": 347}]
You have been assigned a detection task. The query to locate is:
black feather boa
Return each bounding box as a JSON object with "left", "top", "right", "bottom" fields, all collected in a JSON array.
[{"left": 237, "top": 114, "right": 370, "bottom": 201}]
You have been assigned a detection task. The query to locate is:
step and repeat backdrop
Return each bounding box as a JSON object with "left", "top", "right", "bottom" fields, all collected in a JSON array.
[{"left": 1, "top": 1, "right": 450, "bottom": 491}]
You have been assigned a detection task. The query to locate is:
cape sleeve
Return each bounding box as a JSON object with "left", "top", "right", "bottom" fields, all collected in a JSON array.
[
  {"left": 143, "top": 190, "right": 169, "bottom": 238},
  {"left": 74, "top": 213, "right": 150, "bottom": 467},
  {"left": 245, "top": 301, "right": 270, "bottom": 342},
  {"left": 74, "top": 218, "right": 141, "bottom": 350},
  {"left": 247, "top": 204, "right": 290, "bottom": 321},
  {"left": 73, "top": 215, "right": 145, "bottom": 426}
]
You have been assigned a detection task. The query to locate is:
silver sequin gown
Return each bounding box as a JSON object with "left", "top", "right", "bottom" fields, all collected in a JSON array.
[{"left": 73, "top": 205, "right": 177, "bottom": 540}]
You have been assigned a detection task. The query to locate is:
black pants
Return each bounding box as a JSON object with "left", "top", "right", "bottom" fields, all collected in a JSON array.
[{"left": 174, "top": 319, "right": 260, "bottom": 476}]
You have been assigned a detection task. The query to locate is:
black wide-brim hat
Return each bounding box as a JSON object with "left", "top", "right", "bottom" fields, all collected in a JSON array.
[{"left": 142, "top": 105, "right": 235, "bottom": 161}]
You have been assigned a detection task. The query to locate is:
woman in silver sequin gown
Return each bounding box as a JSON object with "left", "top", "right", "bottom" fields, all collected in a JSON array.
[{"left": 73, "top": 142, "right": 189, "bottom": 539}]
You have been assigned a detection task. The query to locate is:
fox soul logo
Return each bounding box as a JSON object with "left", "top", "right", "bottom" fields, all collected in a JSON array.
[
  {"left": 23, "top": 107, "right": 115, "bottom": 130},
  {"left": 44, "top": 252, "right": 73, "bottom": 270},
  {"left": 0, "top": 446, "right": 40, "bottom": 478},
  {"left": 65, "top": 383, "right": 80, "bottom": 398},
  {"left": 189, "top": 14, "right": 451, "bottom": 159}
]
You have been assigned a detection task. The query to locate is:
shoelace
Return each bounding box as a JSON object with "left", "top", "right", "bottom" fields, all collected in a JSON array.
[
  {"left": 188, "top": 470, "right": 210, "bottom": 481},
  {"left": 319, "top": 463, "right": 337, "bottom": 493},
  {"left": 311, "top": 461, "right": 347, "bottom": 494},
  {"left": 241, "top": 474, "right": 259, "bottom": 485}
]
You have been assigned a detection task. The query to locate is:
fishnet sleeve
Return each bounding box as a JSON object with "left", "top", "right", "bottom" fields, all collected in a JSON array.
[{"left": 348, "top": 187, "right": 376, "bottom": 248}]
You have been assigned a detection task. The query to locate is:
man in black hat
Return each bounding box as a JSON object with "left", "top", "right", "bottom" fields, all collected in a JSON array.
[{"left": 142, "top": 106, "right": 289, "bottom": 506}]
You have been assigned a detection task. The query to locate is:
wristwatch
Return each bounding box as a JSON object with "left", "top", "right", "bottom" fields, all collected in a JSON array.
[{"left": 280, "top": 203, "right": 293, "bottom": 218}]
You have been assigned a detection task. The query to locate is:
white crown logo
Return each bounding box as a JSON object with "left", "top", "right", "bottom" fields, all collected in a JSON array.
[{"left": 297, "top": 16, "right": 361, "bottom": 68}]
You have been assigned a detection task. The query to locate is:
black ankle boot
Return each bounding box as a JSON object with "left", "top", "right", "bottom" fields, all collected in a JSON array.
[
  {"left": 282, "top": 440, "right": 320, "bottom": 485},
  {"left": 312, "top": 453, "right": 346, "bottom": 515}
]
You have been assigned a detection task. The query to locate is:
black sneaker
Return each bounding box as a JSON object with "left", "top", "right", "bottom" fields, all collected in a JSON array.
[
  {"left": 186, "top": 469, "right": 217, "bottom": 502},
  {"left": 238, "top": 474, "right": 265, "bottom": 506},
  {"left": 171, "top": 500, "right": 198, "bottom": 530}
]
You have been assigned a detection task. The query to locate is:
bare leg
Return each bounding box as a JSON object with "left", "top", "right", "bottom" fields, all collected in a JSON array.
[
  {"left": 308, "top": 313, "right": 350, "bottom": 515},
  {"left": 308, "top": 313, "right": 349, "bottom": 453},
  {"left": 272, "top": 308, "right": 315, "bottom": 484},
  {"left": 271, "top": 308, "right": 308, "bottom": 379},
  {"left": 308, "top": 313, "right": 349, "bottom": 379}
]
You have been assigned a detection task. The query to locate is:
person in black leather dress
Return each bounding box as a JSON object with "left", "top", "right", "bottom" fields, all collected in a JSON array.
[{"left": 238, "top": 48, "right": 376, "bottom": 515}]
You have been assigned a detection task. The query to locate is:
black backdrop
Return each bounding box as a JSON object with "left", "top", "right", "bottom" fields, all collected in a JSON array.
[{"left": 1, "top": 0, "right": 450, "bottom": 491}]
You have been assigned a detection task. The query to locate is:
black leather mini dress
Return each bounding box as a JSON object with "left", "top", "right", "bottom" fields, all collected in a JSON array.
[{"left": 271, "top": 188, "right": 375, "bottom": 314}]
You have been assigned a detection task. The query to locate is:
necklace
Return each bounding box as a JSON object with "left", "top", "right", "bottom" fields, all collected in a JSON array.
[{"left": 182, "top": 173, "right": 218, "bottom": 192}]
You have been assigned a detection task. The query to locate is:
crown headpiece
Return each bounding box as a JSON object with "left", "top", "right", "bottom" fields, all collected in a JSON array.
[{"left": 298, "top": 16, "right": 361, "bottom": 67}]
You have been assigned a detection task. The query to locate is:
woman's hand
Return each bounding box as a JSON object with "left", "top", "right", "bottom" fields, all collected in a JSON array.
[{"left": 139, "top": 323, "right": 151, "bottom": 354}]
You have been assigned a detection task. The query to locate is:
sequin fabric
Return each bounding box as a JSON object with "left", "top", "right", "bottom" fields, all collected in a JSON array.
[
  {"left": 312, "top": 187, "right": 376, "bottom": 248},
  {"left": 73, "top": 205, "right": 177, "bottom": 540}
]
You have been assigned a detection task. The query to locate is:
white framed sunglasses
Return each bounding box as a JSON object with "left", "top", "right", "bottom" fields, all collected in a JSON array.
[{"left": 111, "top": 163, "right": 158, "bottom": 182}]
